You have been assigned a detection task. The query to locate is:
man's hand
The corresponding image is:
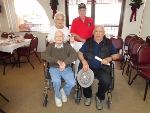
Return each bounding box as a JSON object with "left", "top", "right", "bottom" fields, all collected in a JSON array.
[
  {"left": 101, "top": 57, "right": 112, "bottom": 65},
  {"left": 57, "top": 60, "right": 63, "bottom": 65},
  {"left": 71, "top": 33, "right": 85, "bottom": 42},
  {"left": 82, "top": 60, "right": 89, "bottom": 72},
  {"left": 59, "top": 62, "right": 66, "bottom": 71}
]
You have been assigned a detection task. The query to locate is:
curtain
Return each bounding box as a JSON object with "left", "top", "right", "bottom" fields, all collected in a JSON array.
[{"left": 67, "top": 0, "right": 89, "bottom": 5}]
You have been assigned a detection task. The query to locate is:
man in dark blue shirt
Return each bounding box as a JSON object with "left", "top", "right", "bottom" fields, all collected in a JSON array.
[{"left": 78, "top": 25, "right": 119, "bottom": 110}]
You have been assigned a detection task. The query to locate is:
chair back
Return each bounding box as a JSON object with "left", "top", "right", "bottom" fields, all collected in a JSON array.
[
  {"left": 1, "top": 32, "right": 8, "bottom": 38},
  {"left": 29, "top": 36, "right": 38, "bottom": 53},
  {"left": 137, "top": 44, "right": 150, "bottom": 64},
  {"left": 130, "top": 39, "right": 147, "bottom": 56},
  {"left": 24, "top": 32, "right": 34, "bottom": 39},
  {"left": 110, "top": 36, "right": 123, "bottom": 53},
  {"left": 146, "top": 36, "right": 150, "bottom": 44},
  {"left": 8, "top": 33, "right": 15, "bottom": 38},
  {"left": 124, "top": 34, "right": 137, "bottom": 47},
  {"left": 128, "top": 36, "right": 140, "bottom": 55}
]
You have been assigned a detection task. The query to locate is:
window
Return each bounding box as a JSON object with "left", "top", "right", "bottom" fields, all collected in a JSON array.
[
  {"left": 95, "top": 3, "right": 122, "bottom": 37},
  {"left": 66, "top": 0, "right": 123, "bottom": 37},
  {"left": 14, "top": 0, "right": 50, "bottom": 32}
]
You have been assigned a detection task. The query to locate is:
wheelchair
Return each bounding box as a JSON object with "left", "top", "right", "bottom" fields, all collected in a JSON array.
[
  {"left": 42, "top": 60, "right": 75, "bottom": 107},
  {"left": 74, "top": 62, "right": 115, "bottom": 109},
  {"left": 43, "top": 40, "right": 76, "bottom": 107}
]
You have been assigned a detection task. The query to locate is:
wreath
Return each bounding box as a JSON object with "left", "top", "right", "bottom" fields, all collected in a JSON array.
[
  {"left": 129, "top": 0, "right": 144, "bottom": 6},
  {"left": 49, "top": 0, "right": 59, "bottom": 19},
  {"left": 129, "top": 0, "right": 144, "bottom": 22}
]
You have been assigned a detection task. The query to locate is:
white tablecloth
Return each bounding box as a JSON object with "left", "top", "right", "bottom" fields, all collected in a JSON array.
[{"left": 0, "top": 39, "right": 31, "bottom": 54}]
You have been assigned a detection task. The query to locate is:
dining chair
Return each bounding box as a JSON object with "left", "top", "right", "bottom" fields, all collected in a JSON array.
[
  {"left": 1, "top": 32, "right": 9, "bottom": 38},
  {"left": 121, "top": 35, "right": 135, "bottom": 73},
  {"left": 17, "top": 36, "right": 41, "bottom": 69},
  {"left": 129, "top": 44, "right": 150, "bottom": 101},
  {"left": 0, "top": 52, "right": 16, "bottom": 75},
  {"left": 110, "top": 36, "right": 124, "bottom": 68},
  {"left": 146, "top": 36, "right": 150, "bottom": 44},
  {"left": 127, "top": 39, "right": 147, "bottom": 84},
  {"left": 122, "top": 36, "right": 140, "bottom": 75},
  {"left": 16, "top": 32, "right": 34, "bottom": 51},
  {"left": 24, "top": 32, "right": 34, "bottom": 39},
  {"left": 123, "top": 34, "right": 137, "bottom": 58},
  {"left": 8, "top": 32, "right": 15, "bottom": 38}
]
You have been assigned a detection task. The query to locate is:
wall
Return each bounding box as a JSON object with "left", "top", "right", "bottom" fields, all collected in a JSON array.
[
  {"left": 121, "top": 0, "right": 145, "bottom": 40},
  {"left": 140, "top": 0, "right": 150, "bottom": 37}
]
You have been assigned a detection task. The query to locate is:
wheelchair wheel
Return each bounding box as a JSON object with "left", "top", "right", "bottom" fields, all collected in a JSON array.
[
  {"left": 74, "top": 85, "right": 82, "bottom": 104},
  {"left": 43, "top": 93, "right": 48, "bottom": 107},
  {"left": 106, "top": 93, "right": 112, "bottom": 109},
  {"left": 107, "top": 96, "right": 110, "bottom": 109}
]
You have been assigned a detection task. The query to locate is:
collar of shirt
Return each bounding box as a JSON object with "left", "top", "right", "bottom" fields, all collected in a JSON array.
[
  {"left": 54, "top": 43, "right": 64, "bottom": 48},
  {"left": 78, "top": 16, "right": 87, "bottom": 22}
]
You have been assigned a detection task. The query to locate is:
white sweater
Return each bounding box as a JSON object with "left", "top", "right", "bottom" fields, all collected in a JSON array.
[{"left": 47, "top": 25, "right": 70, "bottom": 42}]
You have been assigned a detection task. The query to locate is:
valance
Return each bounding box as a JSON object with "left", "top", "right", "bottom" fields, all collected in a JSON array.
[{"left": 67, "top": 0, "right": 122, "bottom": 5}]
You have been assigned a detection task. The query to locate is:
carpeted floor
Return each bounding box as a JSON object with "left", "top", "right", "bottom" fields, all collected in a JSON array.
[{"left": 0, "top": 53, "right": 150, "bottom": 113}]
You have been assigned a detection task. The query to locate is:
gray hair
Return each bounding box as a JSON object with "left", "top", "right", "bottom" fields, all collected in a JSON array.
[
  {"left": 54, "top": 12, "right": 66, "bottom": 21},
  {"left": 94, "top": 25, "right": 105, "bottom": 31}
]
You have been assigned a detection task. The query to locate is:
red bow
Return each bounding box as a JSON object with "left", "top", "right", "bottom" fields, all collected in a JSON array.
[
  {"left": 130, "top": 5, "right": 140, "bottom": 22},
  {"left": 51, "top": 6, "right": 57, "bottom": 19}
]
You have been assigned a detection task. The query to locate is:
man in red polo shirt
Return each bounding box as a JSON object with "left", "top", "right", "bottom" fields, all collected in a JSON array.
[{"left": 70, "top": 3, "right": 95, "bottom": 77}]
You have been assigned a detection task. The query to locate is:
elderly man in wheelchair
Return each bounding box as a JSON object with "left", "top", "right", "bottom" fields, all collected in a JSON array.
[
  {"left": 77, "top": 25, "right": 119, "bottom": 110},
  {"left": 42, "top": 30, "right": 77, "bottom": 107}
]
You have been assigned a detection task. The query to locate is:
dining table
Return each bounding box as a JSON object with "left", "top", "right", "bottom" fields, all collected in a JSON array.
[{"left": 0, "top": 39, "right": 31, "bottom": 54}]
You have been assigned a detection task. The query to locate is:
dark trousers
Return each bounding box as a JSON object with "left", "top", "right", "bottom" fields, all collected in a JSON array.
[{"left": 83, "top": 68, "right": 111, "bottom": 100}]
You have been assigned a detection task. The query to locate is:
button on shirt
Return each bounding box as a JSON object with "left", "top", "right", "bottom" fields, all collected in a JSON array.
[{"left": 79, "top": 40, "right": 118, "bottom": 69}]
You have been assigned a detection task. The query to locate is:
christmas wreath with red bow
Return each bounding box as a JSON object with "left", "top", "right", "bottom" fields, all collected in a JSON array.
[
  {"left": 49, "top": 0, "right": 59, "bottom": 19},
  {"left": 129, "top": 0, "right": 144, "bottom": 22}
]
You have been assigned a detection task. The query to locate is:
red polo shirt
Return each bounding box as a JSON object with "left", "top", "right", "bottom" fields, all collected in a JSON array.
[{"left": 70, "top": 16, "right": 94, "bottom": 42}]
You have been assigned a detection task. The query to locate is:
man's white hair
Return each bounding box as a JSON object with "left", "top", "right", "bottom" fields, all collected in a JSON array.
[
  {"left": 54, "top": 30, "right": 65, "bottom": 38},
  {"left": 94, "top": 25, "right": 105, "bottom": 31}
]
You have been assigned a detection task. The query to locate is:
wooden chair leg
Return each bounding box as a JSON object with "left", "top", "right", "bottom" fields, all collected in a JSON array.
[
  {"left": 0, "top": 93, "right": 9, "bottom": 113},
  {"left": 122, "top": 58, "right": 128, "bottom": 75},
  {"left": 129, "top": 74, "right": 138, "bottom": 85},
  {"left": 27, "top": 57, "right": 34, "bottom": 69},
  {"left": 143, "top": 80, "right": 149, "bottom": 101},
  {"left": 0, "top": 93, "right": 9, "bottom": 102},
  {"left": 34, "top": 52, "right": 41, "bottom": 63},
  {"left": 3, "top": 60, "right": 6, "bottom": 75},
  {"left": 0, "top": 109, "right": 6, "bottom": 113}
]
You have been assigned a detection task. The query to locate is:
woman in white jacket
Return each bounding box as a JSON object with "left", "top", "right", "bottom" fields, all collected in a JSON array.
[{"left": 47, "top": 12, "right": 70, "bottom": 43}]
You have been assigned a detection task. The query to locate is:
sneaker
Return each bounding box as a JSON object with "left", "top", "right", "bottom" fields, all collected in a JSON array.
[
  {"left": 55, "top": 96, "right": 62, "bottom": 107},
  {"left": 60, "top": 88, "right": 67, "bottom": 102},
  {"left": 95, "top": 96, "right": 103, "bottom": 110},
  {"left": 84, "top": 97, "right": 91, "bottom": 106}
]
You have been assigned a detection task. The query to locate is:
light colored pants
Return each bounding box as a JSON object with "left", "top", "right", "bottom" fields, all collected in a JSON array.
[
  {"left": 72, "top": 41, "right": 84, "bottom": 78},
  {"left": 49, "top": 67, "right": 76, "bottom": 99}
]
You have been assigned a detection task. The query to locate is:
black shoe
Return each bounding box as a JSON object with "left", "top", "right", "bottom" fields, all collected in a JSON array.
[
  {"left": 84, "top": 97, "right": 91, "bottom": 106},
  {"left": 95, "top": 96, "right": 103, "bottom": 110}
]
